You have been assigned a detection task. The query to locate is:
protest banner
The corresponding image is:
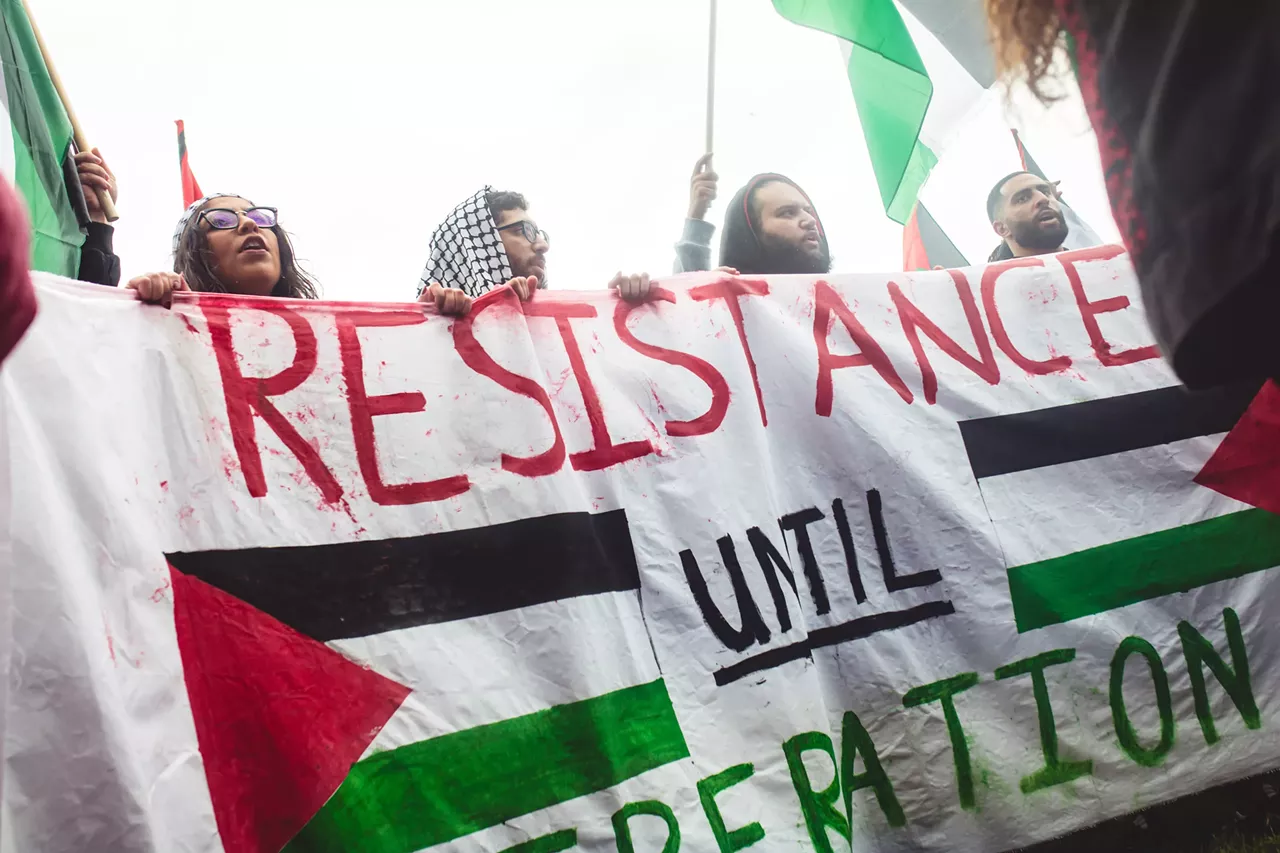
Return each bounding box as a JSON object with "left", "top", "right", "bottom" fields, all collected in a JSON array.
[{"left": 2, "top": 247, "right": 1278, "bottom": 852}]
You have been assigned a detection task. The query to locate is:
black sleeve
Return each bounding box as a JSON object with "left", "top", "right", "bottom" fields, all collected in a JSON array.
[
  {"left": 1065, "top": 0, "right": 1280, "bottom": 387},
  {"left": 77, "top": 222, "right": 121, "bottom": 288}
]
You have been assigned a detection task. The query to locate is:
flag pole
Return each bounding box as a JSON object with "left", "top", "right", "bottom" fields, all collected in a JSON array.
[
  {"left": 704, "top": 0, "right": 717, "bottom": 154},
  {"left": 18, "top": 0, "right": 118, "bottom": 222}
]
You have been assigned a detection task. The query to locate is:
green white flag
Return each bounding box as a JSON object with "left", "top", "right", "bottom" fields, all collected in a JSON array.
[
  {"left": 773, "top": 0, "right": 996, "bottom": 224},
  {"left": 0, "top": 0, "right": 82, "bottom": 277}
]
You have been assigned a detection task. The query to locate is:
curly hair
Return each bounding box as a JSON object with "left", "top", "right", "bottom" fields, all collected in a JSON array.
[
  {"left": 983, "top": 0, "right": 1066, "bottom": 103},
  {"left": 485, "top": 190, "right": 528, "bottom": 223},
  {"left": 174, "top": 202, "right": 321, "bottom": 299}
]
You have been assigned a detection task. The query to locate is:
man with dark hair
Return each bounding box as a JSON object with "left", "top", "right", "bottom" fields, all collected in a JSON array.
[
  {"left": 986, "top": 171, "right": 1069, "bottom": 261},
  {"left": 675, "top": 157, "right": 831, "bottom": 276},
  {"left": 989, "top": 0, "right": 1280, "bottom": 388},
  {"left": 419, "top": 186, "right": 547, "bottom": 301},
  {"left": 420, "top": 187, "right": 650, "bottom": 301},
  {"left": 484, "top": 189, "right": 548, "bottom": 293}
]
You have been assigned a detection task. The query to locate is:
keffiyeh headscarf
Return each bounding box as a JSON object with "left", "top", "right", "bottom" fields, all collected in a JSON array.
[
  {"left": 418, "top": 187, "right": 513, "bottom": 298},
  {"left": 171, "top": 193, "right": 251, "bottom": 258}
]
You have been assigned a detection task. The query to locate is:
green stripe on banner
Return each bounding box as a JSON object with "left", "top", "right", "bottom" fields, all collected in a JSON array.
[
  {"left": 1008, "top": 509, "right": 1280, "bottom": 633},
  {"left": 501, "top": 829, "right": 578, "bottom": 853},
  {"left": 284, "top": 679, "right": 688, "bottom": 853}
]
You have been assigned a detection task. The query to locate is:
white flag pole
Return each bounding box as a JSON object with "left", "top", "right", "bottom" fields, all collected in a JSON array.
[{"left": 705, "top": 0, "right": 718, "bottom": 154}]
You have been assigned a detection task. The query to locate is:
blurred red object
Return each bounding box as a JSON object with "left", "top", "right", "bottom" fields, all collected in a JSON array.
[{"left": 0, "top": 174, "right": 33, "bottom": 367}]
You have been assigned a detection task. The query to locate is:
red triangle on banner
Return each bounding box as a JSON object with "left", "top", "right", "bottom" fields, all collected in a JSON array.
[
  {"left": 170, "top": 565, "right": 410, "bottom": 853},
  {"left": 1195, "top": 381, "right": 1280, "bottom": 514}
]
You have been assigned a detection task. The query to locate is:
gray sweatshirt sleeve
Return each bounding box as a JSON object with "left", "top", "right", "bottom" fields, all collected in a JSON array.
[{"left": 674, "top": 217, "right": 716, "bottom": 273}]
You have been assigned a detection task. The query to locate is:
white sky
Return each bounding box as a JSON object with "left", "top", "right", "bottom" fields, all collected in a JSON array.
[{"left": 36, "top": 0, "right": 1118, "bottom": 301}]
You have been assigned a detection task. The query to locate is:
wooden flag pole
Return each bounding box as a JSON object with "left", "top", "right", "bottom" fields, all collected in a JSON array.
[
  {"left": 19, "top": 0, "right": 118, "bottom": 222},
  {"left": 705, "top": 0, "right": 717, "bottom": 154}
]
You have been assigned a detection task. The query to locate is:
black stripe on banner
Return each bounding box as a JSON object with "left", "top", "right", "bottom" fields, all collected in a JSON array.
[
  {"left": 712, "top": 600, "right": 956, "bottom": 686},
  {"left": 958, "top": 381, "right": 1260, "bottom": 480},
  {"left": 166, "top": 509, "right": 639, "bottom": 642}
]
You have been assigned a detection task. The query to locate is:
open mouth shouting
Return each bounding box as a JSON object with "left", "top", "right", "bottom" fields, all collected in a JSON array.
[{"left": 239, "top": 235, "right": 269, "bottom": 256}]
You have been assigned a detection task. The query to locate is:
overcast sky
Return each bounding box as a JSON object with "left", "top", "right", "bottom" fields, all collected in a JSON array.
[{"left": 36, "top": 0, "right": 1117, "bottom": 301}]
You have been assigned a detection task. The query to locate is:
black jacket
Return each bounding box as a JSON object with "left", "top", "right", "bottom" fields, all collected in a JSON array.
[
  {"left": 1063, "top": 0, "right": 1280, "bottom": 387},
  {"left": 78, "top": 222, "right": 120, "bottom": 288}
]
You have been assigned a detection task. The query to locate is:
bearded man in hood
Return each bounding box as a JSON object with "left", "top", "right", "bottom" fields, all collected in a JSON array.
[{"left": 675, "top": 157, "right": 831, "bottom": 276}]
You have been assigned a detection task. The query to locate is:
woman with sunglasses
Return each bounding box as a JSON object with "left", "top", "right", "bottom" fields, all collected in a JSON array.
[
  {"left": 129, "top": 194, "right": 313, "bottom": 302},
  {"left": 130, "top": 194, "right": 472, "bottom": 313}
]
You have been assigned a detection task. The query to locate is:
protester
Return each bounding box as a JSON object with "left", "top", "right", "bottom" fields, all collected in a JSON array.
[
  {"left": 420, "top": 186, "right": 652, "bottom": 302},
  {"left": 71, "top": 147, "right": 121, "bottom": 287},
  {"left": 720, "top": 173, "right": 831, "bottom": 275},
  {"left": 986, "top": 171, "right": 1068, "bottom": 261},
  {"left": 983, "top": 0, "right": 1280, "bottom": 387},
  {"left": 129, "top": 194, "right": 314, "bottom": 303},
  {"left": 129, "top": 194, "right": 468, "bottom": 312},
  {"left": 123, "top": 195, "right": 399, "bottom": 311},
  {"left": 675, "top": 162, "right": 830, "bottom": 276}
]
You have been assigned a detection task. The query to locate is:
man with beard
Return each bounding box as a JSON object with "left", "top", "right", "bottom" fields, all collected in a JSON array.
[
  {"left": 420, "top": 187, "right": 651, "bottom": 302},
  {"left": 419, "top": 188, "right": 547, "bottom": 302},
  {"left": 986, "top": 172, "right": 1069, "bottom": 261},
  {"left": 674, "top": 161, "right": 831, "bottom": 275},
  {"left": 985, "top": 0, "right": 1278, "bottom": 388}
]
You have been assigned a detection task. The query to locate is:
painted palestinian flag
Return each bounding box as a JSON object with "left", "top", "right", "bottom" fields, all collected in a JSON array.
[
  {"left": 959, "top": 381, "right": 1280, "bottom": 632},
  {"left": 0, "top": 0, "right": 82, "bottom": 277},
  {"left": 166, "top": 509, "right": 689, "bottom": 853},
  {"left": 772, "top": 0, "right": 996, "bottom": 224}
]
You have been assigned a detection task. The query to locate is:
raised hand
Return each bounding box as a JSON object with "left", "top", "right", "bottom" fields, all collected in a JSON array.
[{"left": 688, "top": 153, "right": 718, "bottom": 221}]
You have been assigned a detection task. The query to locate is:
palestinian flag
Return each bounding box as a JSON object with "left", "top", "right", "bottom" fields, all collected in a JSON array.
[
  {"left": 979, "top": 130, "right": 1106, "bottom": 262},
  {"left": 959, "top": 381, "right": 1280, "bottom": 633},
  {"left": 773, "top": 0, "right": 997, "bottom": 224},
  {"left": 0, "top": 0, "right": 82, "bottom": 277},
  {"left": 902, "top": 200, "right": 968, "bottom": 271},
  {"left": 900, "top": 128, "right": 1105, "bottom": 271},
  {"left": 166, "top": 508, "right": 689, "bottom": 853},
  {"left": 1010, "top": 128, "right": 1102, "bottom": 251},
  {"left": 176, "top": 119, "right": 202, "bottom": 208}
]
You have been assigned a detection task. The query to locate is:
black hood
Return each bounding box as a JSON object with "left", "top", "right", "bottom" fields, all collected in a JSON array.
[{"left": 718, "top": 173, "right": 829, "bottom": 275}]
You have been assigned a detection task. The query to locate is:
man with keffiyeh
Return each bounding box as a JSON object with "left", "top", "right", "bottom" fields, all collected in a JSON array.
[{"left": 419, "top": 187, "right": 653, "bottom": 301}]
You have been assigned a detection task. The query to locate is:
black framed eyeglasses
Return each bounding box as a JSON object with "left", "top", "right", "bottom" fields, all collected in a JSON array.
[
  {"left": 200, "top": 206, "right": 278, "bottom": 231},
  {"left": 497, "top": 220, "right": 549, "bottom": 246}
]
